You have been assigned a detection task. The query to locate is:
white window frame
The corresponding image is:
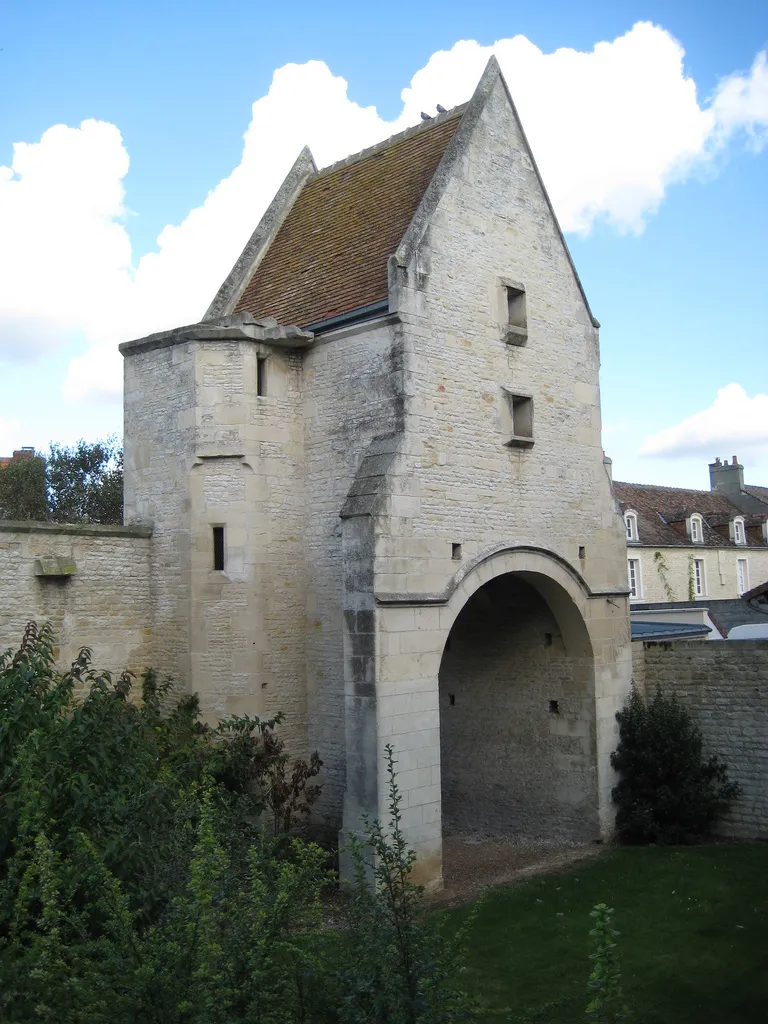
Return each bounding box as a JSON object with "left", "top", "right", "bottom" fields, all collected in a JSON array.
[
  {"left": 737, "top": 558, "right": 748, "bottom": 595},
  {"left": 624, "top": 510, "right": 639, "bottom": 542},
  {"left": 628, "top": 558, "right": 642, "bottom": 600},
  {"left": 693, "top": 557, "right": 706, "bottom": 597},
  {"left": 689, "top": 514, "right": 704, "bottom": 544},
  {"left": 732, "top": 517, "right": 746, "bottom": 545}
]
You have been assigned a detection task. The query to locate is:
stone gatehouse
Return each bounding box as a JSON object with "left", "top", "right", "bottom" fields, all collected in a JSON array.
[{"left": 2, "top": 58, "right": 633, "bottom": 886}]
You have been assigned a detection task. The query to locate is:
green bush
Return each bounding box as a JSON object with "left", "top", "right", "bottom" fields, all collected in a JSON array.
[
  {"left": 0, "top": 621, "right": 323, "bottom": 926},
  {"left": 610, "top": 686, "right": 741, "bottom": 844},
  {"left": 0, "top": 624, "right": 477, "bottom": 1023}
]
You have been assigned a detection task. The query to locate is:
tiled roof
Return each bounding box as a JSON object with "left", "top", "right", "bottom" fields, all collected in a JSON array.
[
  {"left": 745, "top": 485, "right": 768, "bottom": 506},
  {"left": 234, "top": 109, "right": 465, "bottom": 328},
  {"left": 614, "top": 481, "right": 767, "bottom": 548}
]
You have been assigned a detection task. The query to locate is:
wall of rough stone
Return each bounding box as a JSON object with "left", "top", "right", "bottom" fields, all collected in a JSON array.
[
  {"left": 439, "top": 575, "right": 598, "bottom": 840},
  {"left": 124, "top": 336, "right": 309, "bottom": 760},
  {"left": 303, "top": 320, "right": 403, "bottom": 829},
  {"left": 360, "top": 71, "right": 631, "bottom": 870},
  {"left": 0, "top": 522, "right": 152, "bottom": 676},
  {"left": 633, "top": 639, "right": 768, "bottom": 838},
  {"left": 627, "top": 546, "right": 768, "bottom": 605}
]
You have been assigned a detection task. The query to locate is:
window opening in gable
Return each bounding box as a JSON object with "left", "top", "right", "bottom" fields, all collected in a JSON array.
[
  {"left": 257, "top": 357, "right": 267, "bottom": 397},
  {"left": 501, "top": 279, "right": 528, "bottom": 346},
  {"left": 502, "top": 390, "right": 534, "bottom": 449}
]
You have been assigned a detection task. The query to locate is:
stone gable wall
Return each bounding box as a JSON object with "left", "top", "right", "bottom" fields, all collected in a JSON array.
[
  {"left": 0, "top": 522, "right": 152, "bottom": 677},
  {"left": 632, "top": 639, "right": 768, "bottom": 838}
]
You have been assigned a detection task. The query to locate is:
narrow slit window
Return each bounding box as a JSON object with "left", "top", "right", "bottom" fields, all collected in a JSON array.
[
  {"left": 257, "top": 357, "right": 267, "bottom": 397},
  {"left": 213, "top": 526, "right": 225, "bottom": 571}
]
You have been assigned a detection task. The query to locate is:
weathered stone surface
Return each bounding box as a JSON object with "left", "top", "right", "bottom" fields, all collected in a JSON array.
[
  {"left": 633, "top": 640, "right": 768, "bottom": 839},
  {"left": 0, "top": 525, "right": 152, "bottom": 675}
]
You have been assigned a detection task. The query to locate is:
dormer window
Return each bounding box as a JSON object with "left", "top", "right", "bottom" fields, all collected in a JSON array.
[
  {"left": 689, "top": 514, "right": 704, "bottom": 544},
  {"left": 624, "top": 511, "right": 638, "bottom": 542},
  {"left": 732, "top": 517, "right": 746, "bottom": 545}
]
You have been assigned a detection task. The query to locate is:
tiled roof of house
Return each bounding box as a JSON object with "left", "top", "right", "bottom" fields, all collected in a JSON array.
[
  {"left": 614, "top": 481, "right": 768, "bottom": 548},
  {"left": 745, "top": 485, "right": 768, "bottom": 506},
  {"left": 234, "top": 108, "right": 465, "bottom": 328}
]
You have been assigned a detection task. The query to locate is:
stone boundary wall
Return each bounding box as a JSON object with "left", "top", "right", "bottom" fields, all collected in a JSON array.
[
  {"left": 632, "top": 639, "right": 768, "bottom": 839},
  {"left": 0, "top": 521, "right": 153, "bottom": 678}
]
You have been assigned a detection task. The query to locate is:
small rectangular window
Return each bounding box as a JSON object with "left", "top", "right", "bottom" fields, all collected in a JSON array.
[
  {"left": 694, "top": 558, "right": 705, "bottom": 597},
  {"left": 628, "top": 558, "right": 641, "bottom": 599},
  {"left": 504, "top": 283, "right": 528, "bottom": 345},
  {"left": 737, "top": 558, "right": 748, "bottom": 595},
  {"left": 257, "top": 357, "right": 267, "bottom": 397},
  {"left": 503, "top": 390, "right": 534, "bottom": 448},
  {"left": 507, "top": 285, "right": 527, "bottom": 329},
  {"left": 690, "top": 517, "right": 702, "bottom": 543},
  {"left": 213, "top": 526, "right": 225, "bottom": 571},
  {"left": 734, "top": 519, "right": 745, "bottom": 544}
]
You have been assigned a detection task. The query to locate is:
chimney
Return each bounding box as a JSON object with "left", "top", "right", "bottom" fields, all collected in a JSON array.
[{"left": 709, "top": 455, "right": 744, "bottom": 499}]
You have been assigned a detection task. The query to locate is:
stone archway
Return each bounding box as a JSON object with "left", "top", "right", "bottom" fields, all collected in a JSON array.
[
  {"left": 345, "top": 545, "right": 628, "bottom": 890},
  {"left": 438, "top": 570, "right": 598, "bottom": 842}
]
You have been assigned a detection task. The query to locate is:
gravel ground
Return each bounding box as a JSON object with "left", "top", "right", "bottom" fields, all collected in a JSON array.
[{"left": 427, "top": 832, "right": 604, "bottom": 908}]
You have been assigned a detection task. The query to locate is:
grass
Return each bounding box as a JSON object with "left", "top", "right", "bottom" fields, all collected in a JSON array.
[{"left": 438, "top": 843, "right": 768, "bottom": 1023}]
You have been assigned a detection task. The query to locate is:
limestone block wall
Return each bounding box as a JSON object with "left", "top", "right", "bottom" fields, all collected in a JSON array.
[
  {"left": 384, "top": 73, "right": 628, "bottom": 601},
  {"left": 633, "top": 639, "right": 768, "bottom": 838},
  {"left": 124, "top": 339, "right": 197, "bottom": 688},
  {"left": 188, "top": 341, "right": 307, "bottom": 756},
  {"left": 303, "top": 319, "right": 404, "bottom": 826},
  {"left": 628, "top": 546, "right": 768, "bottom": 605},
  {"left": 438, "top": 575, "right": 598, "bottom": 840},
  {"left": 0, "top": 522, "right": 152, "bottom": 677}
]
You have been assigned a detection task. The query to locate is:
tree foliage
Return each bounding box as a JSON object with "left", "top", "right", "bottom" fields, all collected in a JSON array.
[
  {"left": 0, "top": 624, "right": 477, "bottom": 1023},
  {"left": 0, "top": 437, "right": 123, "bottom": 524},
  {"left": 611, "top": 686, "right": 741, "bottom": 844}
]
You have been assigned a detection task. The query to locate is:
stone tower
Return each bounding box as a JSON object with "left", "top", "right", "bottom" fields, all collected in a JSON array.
[{"left": 121, "top": 58, "right": 632, "bottom": 886}]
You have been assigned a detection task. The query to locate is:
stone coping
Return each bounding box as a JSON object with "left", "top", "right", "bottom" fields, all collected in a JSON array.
[{"left": 0, "top": 520, "right": 152, "bottom": 539}]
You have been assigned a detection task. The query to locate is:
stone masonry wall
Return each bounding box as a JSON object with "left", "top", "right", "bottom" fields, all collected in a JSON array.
[
  {"left": 439, "top": 575, "right": 598, "bottom": 840},
  {"left": 303, "top": 320, "right": 403, "bottom": 828},
  {"left": 633, "top": 639, "right": 768, "bottom": 838},
  {"left": 0, "top": 522, "right": 152, "bottom": 676}
]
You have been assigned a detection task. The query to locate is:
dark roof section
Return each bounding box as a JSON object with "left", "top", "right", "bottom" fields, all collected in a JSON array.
[
  {"left": 631, "top": 620, "right": 712, "bottom": 641},
  {"left": 615, "top": 481, "right": 768, "bottom": 548},
  {"left": 745, "top": 485, "right": 768, "bottom": 506},
  {"left": 234, "top": 109, "right": 465, "bottom": 329},
  {"left": 633, "top": 598, "right": 768, "bottom": 636}
]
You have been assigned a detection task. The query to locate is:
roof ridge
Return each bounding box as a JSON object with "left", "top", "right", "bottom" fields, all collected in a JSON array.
[
  {"left": 314, "top": 103, "right": 467, "bottom": 179},
  {"left": 614, "top": 481, "right": 714, "bottom": 495}
]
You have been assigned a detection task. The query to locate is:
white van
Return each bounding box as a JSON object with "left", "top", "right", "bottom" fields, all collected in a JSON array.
[{"left": 727, "top": 623, "right": 768, "bottom": 640}]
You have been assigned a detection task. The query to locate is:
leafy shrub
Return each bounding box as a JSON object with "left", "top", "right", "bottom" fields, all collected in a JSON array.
[
  {"left": 611, "top": 686, "right": 741, "bottom": 844},
  {"left": 0, "top": 625, "right": 477, "bottom": 1023},
  {"left": 0, "top": 621, "right": 323, "bottom": 925},
  {"left": 585, "top": 903, "right": 629, "bottom": 1022},
  {"left": 335, "top": 745, "right": 477, "bottom": 1023}
]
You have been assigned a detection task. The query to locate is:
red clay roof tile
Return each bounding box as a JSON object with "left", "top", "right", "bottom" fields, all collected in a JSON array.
[{"left": 234, "top": 110, "right": 465, "bottom": 328}]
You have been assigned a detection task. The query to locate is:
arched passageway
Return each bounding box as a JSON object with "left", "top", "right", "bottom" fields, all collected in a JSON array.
[{"left": 438, "top": 571, "right": 598, "bottom": 842}]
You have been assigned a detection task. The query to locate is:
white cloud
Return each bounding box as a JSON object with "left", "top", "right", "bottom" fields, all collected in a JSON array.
[
  {"left": 640, "top": 384, "right": 768, "bottom": 458},
  {"left": 0, "top": 22, "right": 767, "bottom": 402}
]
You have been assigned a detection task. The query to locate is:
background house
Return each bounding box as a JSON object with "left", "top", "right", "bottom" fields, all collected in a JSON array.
[{"left": 615, "top": 457, "right": 768, "bottom": 638}]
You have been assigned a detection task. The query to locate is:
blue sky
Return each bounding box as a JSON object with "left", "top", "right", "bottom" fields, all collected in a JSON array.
[{"left": 1, "top": 1, "right": 766, "bottom": 488}]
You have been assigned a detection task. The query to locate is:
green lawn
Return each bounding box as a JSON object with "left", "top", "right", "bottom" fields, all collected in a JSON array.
[{"left": 438, "top": 844, "right": 768, "bottom": 1023}]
